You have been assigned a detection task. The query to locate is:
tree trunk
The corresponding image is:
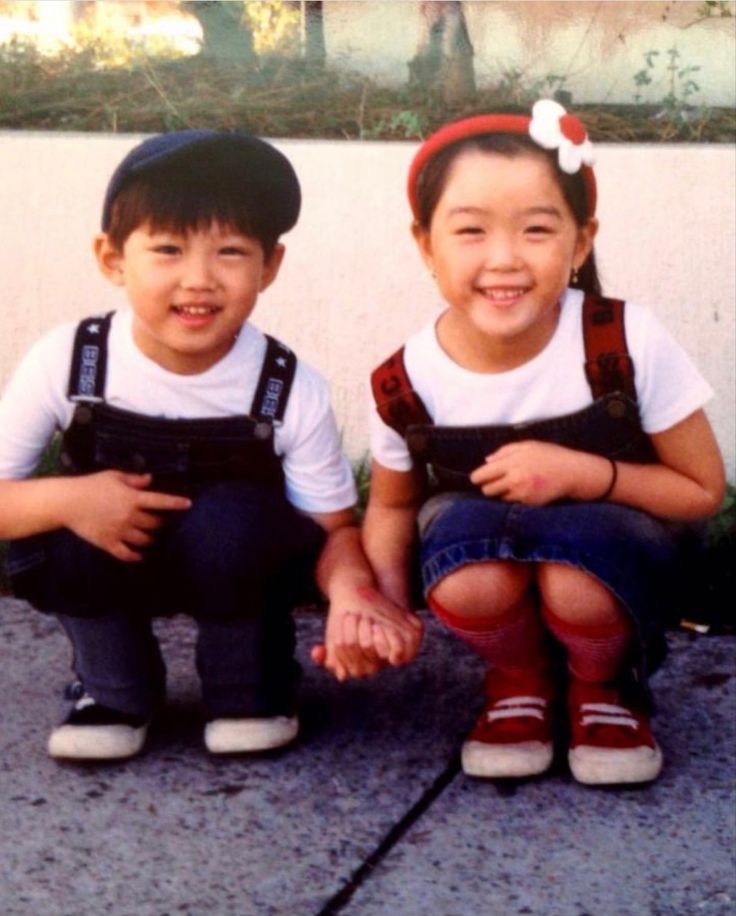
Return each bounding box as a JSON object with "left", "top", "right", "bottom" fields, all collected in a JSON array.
[
  {"left": 189, "top": 1, "right": 255, "bottom": 63},
  {"left": 303, "top": 1, "right": 326, "bottom": 66},
  {"left": 409, "top": 1, "right": 476, "bottom": 106}
]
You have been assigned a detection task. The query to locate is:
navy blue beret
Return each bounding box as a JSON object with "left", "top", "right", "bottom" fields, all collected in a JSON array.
[{"left": 101, "top": 129, "right": 301, "bottom": 234}]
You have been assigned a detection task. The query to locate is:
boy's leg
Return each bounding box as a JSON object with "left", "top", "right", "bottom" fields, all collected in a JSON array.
[
  {"left": 169, "top": 481, "right": 323, "bottom": 751},
  {"left": 9, "top": 529, "right": 165, "bottom": 759}
]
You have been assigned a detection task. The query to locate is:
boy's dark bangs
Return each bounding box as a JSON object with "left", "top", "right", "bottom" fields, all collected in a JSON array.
[{"left": 107, "top": 169, "right": 275, "bottom": 252}]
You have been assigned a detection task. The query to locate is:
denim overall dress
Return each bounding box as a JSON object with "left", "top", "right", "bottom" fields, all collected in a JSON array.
[
  {"left": 7, "top": 313, "right": 325, "bottom": 717},
  {"left": 372, "top": 295, "right": 699, "bottom": 680}
]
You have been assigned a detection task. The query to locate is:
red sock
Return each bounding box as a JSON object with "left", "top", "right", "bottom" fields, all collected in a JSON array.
[
  {"left": 428, "top": 596, "right": 549, "bottom": 673},
  {"left": 541, "top": 605, "right": 632, "bottom": 683}
]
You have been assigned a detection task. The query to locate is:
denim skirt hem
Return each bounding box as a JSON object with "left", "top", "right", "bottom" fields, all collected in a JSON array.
[{"left": 419, "top": 494, "right": 698, "bottom": 677}]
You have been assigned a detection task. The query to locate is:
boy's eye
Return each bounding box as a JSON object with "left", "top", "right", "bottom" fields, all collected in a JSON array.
[
  {"left": 219, "top": 246, "right": 250, "bottom": 256},
  {"left": 455, "top": 226, "right": 484, "bottom": 236},
  {"left": 152, "top": 244, "right": 181, "bottom": 255}
]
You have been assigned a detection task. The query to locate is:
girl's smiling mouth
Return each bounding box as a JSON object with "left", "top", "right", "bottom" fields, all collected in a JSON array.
[{"left": 476, "top": 286, "right": 529, "bottom": 305}]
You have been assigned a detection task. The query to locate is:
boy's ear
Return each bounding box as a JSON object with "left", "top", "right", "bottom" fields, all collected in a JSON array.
[
  {"left": 411, "top": 220, "right": 435, "bottom": 273},
  {"left": 259, "top": 242, "right": 286, "bottom": 292},
  {"left": 93, "top": 234, "right": 126, "bottom": 286}
]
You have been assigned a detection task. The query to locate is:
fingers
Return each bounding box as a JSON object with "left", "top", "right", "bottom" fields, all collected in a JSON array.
[{"left": 138, "top": 490, "right": 193, "bottom": 513}]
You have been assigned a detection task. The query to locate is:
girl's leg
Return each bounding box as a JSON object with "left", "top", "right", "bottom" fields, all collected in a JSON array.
[
  {"left": 429, "top": 560, "right": 548, "bottom": 672},
  {"left": 537, "top": 563, "right": 662, "bottom": 785},
  {"left": 428, "top": 561, "right": 555, "bottom": 778}
]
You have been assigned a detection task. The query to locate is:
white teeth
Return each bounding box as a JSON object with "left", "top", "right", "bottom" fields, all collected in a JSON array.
[
  {"left": 482, "top": 288, "right": 524, "bottom": 301},
  {"left": 175, "top": 305, "right": 217, "bottom": 315}
]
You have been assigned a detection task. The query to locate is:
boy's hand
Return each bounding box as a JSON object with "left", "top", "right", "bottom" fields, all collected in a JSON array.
[
  {"left": 311, "top": 584, "right": 423, "bottom": 681},
  {"left": 469, "top": 441, "right": 611, "bottom": 505},
  {"left": 64, "top": 471, "right": 191, "bottom": 562}
]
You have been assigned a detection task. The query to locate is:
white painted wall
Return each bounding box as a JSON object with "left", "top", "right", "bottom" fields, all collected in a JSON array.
[
  {"left": 324, "top": 0, "right": 736, "bottom": 107},
  {"left": 0, "top": 131, "right": 734, "bottom": 478}
]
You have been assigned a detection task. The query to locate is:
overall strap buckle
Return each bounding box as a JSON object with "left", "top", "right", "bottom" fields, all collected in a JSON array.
[
  {"left": 582, "top": 294, "right": 637, "bottom": 401},
  {"left": 250, "top": 334, "right": 297, "bottom": 424},
  {"left": 67, "top": 312, "right": 115, "bottom": 403}
]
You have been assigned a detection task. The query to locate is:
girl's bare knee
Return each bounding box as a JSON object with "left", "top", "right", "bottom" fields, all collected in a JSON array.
[
  {"left": 430, "top": 561, "right": 531, "bottom": 619},
  {"left": 536, "top": 562, "right": 626, "bottom": 626}
]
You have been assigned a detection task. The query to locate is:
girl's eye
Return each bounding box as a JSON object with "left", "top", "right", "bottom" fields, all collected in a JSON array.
[
  {"left": 525, "top": 225, "right": 554, "bottom": 236},
  {"left": 455, "top": 226, "right": 484, "bottom": 236}
]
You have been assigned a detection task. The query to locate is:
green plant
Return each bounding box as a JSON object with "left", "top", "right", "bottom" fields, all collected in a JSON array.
[{"left": 633, "top": 46, "right": 705, "bottom": 126}]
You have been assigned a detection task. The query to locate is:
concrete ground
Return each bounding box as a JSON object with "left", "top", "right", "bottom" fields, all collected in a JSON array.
[{"left": 0, "top": 596, "right": 734, "bottom": 916}]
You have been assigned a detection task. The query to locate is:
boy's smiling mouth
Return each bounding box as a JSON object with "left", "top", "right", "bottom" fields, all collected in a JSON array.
[{"left": 172, "top": 303, "right": 221, "bottom": 316}]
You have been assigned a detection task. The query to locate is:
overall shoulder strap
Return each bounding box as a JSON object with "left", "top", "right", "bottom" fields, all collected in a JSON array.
[
  {"left": 370, "top": 346, "right": 432, "bottom": 438},
  {"left": 582, "top": 294, "right": 637, "bottom": 401},
  {"left": 67, "top": 311, "right": 115, "bottom": 402},
  {"left": 250, "top": 334, "right": 297, "bottom": 423}
]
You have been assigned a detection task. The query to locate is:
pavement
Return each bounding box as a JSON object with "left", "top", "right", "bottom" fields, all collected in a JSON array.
[{"left": 0, "top": 595, "right": 734, "bottom": 916}]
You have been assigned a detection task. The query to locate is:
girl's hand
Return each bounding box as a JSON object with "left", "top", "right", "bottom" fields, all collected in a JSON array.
[
  {"left": 311, "top": 584, "right": 423, "bottom": 681},
  {"left": 64, "top": 471, "right": 192, "bottom": 562},
  {"left": 469, "top": 441, "right": 611, "bottom": 505}
]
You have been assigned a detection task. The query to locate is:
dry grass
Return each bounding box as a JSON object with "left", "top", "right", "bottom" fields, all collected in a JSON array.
[{"left": 1, "top": 43, "right": 734, "bottom": 142}]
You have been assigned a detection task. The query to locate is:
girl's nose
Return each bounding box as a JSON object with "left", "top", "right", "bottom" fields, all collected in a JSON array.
[{"left": 484, "top": 233, "right": 521, "bottom": 271}]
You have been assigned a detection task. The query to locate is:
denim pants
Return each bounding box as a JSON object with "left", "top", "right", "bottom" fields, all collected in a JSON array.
[{"left": 8, "top": 481, "right": 324, "bottom": 718}]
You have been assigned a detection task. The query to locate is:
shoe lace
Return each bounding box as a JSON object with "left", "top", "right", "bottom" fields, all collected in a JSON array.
[
  {"left": 578, "top": 701, "right": 638, "bottom": 730},
  {"left": 486, "top": 696, "right": 547, "bottom": 723}
]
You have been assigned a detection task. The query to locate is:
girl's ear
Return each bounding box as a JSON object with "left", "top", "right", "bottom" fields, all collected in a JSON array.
[
  {"left": 259, "top": 242, "right": 285, "bottom": 293},
  {"left": 94, "top": 234, "right": 126, "bottom": 286},
  {"left": 573, "top": 218, "right": 599, "bottom": 272},
  {"left": 411, "top": 220, "right": 435, "bottom": 273}
]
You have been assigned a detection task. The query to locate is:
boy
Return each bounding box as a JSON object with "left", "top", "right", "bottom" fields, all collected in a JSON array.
[{"left": 0, "top": 130, "right": 421, "bottom": 761}]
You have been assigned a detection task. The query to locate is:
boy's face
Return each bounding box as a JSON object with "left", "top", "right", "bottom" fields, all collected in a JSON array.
[{"left": 95, "top": 222, "right": 284, "bottom": 375}]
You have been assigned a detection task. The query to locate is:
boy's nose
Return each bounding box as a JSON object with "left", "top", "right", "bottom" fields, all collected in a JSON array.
[{"left": 180, "top": 255, "right": 217, "bottom": 289}]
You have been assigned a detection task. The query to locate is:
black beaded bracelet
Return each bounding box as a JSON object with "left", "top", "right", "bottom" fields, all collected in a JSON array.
[{"left": 595, "top": 457, "right": 618, "bottom": 501}]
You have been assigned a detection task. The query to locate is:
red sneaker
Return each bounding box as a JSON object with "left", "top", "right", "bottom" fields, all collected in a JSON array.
[
  {"left": 567, "top": 679, "right": 663, "bottom": 785},
  {"left": 461, "top": 668, "right": 555, "bottom": 778}
]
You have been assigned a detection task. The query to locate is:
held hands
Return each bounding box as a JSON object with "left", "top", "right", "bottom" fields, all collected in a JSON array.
[
  {"left": 311, "top": 584, "right": 423, "bottom": 682},
  {"left": 64, "top": 470, "right": 192, "bottom": 562},
  {"left": 469, "top": 440, "right": 609, "bottom": 505}
]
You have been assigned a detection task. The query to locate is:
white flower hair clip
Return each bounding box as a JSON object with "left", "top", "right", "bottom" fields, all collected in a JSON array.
[{"left": 529, "top": 99, "right": 595, "bottom": 175}]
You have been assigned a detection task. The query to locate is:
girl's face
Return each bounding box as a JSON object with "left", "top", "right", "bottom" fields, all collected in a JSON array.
[{"left": 414, "top": 149, "right": 597, "bottom": 370}]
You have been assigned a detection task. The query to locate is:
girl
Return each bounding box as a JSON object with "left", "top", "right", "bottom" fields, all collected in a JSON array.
[{"left": 364, "top": 100, "right": 725, "bottom": 785}]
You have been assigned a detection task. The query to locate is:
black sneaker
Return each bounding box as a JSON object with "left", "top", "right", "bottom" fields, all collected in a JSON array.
[{"left": 47, "top": 683, "right": 149, "bottom": 761}]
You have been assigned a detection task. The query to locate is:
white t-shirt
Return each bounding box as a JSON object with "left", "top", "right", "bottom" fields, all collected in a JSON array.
[
  {"left": 0, "top": 308, "right": 357, "bottom": 514},
  {"left": 370, "top": 288, "right": 713, "bottom": 472}
]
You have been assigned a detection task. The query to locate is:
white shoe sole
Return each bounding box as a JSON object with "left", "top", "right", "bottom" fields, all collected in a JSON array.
[
  {"left": 569, "top": 743, "right": 663, "bottom": 785},
  {"left": 47, "top": 722, "right": 148, "bottom": 760},
  {"left": 205, "top": 716, "right": 298, "bottom": 754},
  {"left": 462, "top": 739, "right": 554, "bottom": 778}
]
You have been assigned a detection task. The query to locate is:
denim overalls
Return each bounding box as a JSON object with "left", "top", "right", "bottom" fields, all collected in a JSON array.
[
  {"left": 372, "top": 295, "right": 699, "bottom": 680},
  {"left": 7, "top": 313, "right": 325, "bottom": 718}
]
